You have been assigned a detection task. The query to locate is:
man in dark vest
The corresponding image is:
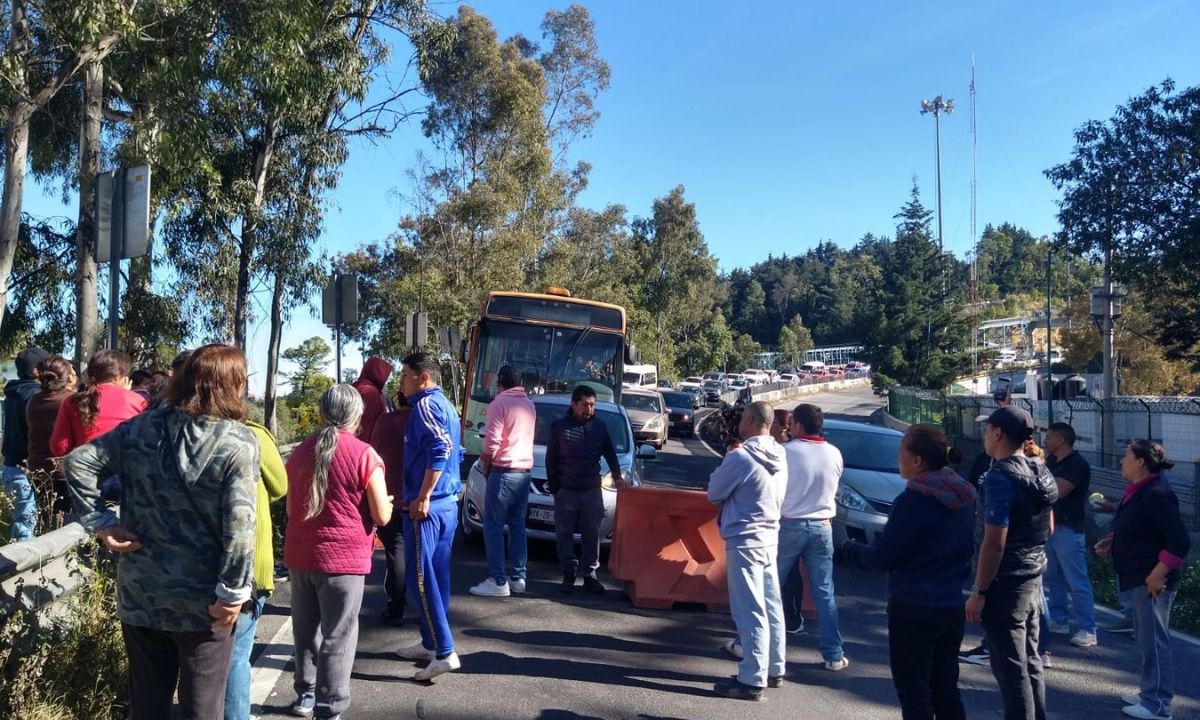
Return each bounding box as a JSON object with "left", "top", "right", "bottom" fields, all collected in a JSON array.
[{"left": 965, "top": 406, "right": 1058, "bottom": 720}]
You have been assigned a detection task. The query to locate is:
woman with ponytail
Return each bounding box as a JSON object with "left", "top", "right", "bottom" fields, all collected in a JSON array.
[
  {"left": 284, "top": 384, "right": 392, "bottom": 719},
  {"left": 49, "top": 349, "right": 146, "bottom": 457},
  {"left": 26, "top": 355, "right": 77, "bottom": 512},
  {"left": 842, "top": 424, "right": 977, "bottom": 720}
]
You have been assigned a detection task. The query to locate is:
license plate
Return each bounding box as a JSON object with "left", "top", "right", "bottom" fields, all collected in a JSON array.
[{"left": 528, "top": 506, "right": 555, "bottom": 524}]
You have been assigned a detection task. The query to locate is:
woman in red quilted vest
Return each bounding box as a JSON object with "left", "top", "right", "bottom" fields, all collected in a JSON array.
[{"left": 284, "top": 384, "right": 392, "bottom": 720}]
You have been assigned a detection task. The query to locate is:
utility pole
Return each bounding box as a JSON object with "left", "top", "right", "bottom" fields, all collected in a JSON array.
[
  {"left": 969, "top": 58, "right": 979, "bottom": 378},
  {"left": 1046, "top": 244, "right": 1053, "bottom": 425},
  {"left": 920, "top": 95, "right": 955, "bottom": 255}
]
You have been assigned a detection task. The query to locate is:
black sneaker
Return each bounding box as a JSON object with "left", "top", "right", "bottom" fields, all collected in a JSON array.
[
  {"left": 958, "top": 644, "right": 989, "bottom": 665},
  {"left": 582, "top": 576, "right": 605, "bottom": 594},
  {"left": 1104, "top": 617, "right": 1136, "bottom": 635},
  {"left": 786, "top": 616, "right": 805, "bottom": 634},
  {"left": 767, "top": 676, "right": 784, "bottom": 688},
  {"left": 381, "top": 607, "right": 406, "bottom": 627},
  {"left": 713, "top": 677, "right": 764, "bottom": 701},
  {"left": 560, "top": 574, "right": 576, "bottom": 594}
]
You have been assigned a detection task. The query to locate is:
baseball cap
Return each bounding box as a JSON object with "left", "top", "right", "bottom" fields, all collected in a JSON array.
[
  {"left": 986, "top": 406, "right": 1034, "bottom": 443},
  {"left": 15, "top": 347, "right": 50, "bottom": 379}
]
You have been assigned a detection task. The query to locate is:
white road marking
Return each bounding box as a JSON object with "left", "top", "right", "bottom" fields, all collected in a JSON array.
[{"left": 250, "top": 616, "right": 294, "bottom": 714}]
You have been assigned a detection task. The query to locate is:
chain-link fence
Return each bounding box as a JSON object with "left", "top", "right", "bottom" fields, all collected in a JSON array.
[{"left": 888, "top": 386, "right": 1200, "bottom": 531}]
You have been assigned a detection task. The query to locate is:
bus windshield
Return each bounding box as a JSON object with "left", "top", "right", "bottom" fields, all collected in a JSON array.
[{"left": 470, "top": 320, "right": 622, "bottom": 402}]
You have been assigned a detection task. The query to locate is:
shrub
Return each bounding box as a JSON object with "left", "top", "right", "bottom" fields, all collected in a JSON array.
[
  {"left": 0, "top": 548, "right": 126, "bottom": 719},
  {"left": 1088, "top": 552, "right": 1200, "bottom": 636}
]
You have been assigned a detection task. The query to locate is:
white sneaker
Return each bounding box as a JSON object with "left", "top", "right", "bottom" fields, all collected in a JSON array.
[
  {"left": 397, "top": 642, "right": 435, "bottom": 661},
  {"left": 1070, "top": 631, "right": 1098, "bottom": 648},
  {"left": 509, "top": 577, "right": 526, "bottom": 594},
  {"left": 469, "top": 578, "right": 511, "bottom": 597},
  {"left": 824, "top": 657, "right": 850, "bottom": 672},
  {"left": 413, "top": 652, "right": 461, "bottom": 682},
  {"left": 1122, "top": 703, "right": 1171, "bottom": 720},
  {"left": 1122, "top": 692, "right": 1142, "bottom": 706}
]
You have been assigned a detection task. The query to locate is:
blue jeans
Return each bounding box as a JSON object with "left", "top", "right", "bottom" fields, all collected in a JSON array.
[
  {"left": 1044, "top": 527, "right": 1097, "bottom": 633},
  {"left": 727, "top": 545, "right": 786, "bottom": 687},
  {"left": 3, "top": 464, "right": 37, "bottom": 542},
  {"left": 1123, "top": 587, "right": 1176, "bottom": 718},
  {"left": 224, "top": 593, "right": 267, "bottom": 720},
  {"left": 776, "top": 519, "right": 843, "bottom": 662},
  {"left": 483, "top": 470, "right": 530, "bottom": 584}
]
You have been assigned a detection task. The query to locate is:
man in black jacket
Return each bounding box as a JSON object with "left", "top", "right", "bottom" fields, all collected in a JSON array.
[
  {"left": 546, "top": 385, "right": 624, "bottom": 594},
  {"left": 3, "top": 346, "right": 49, "bottom": 542},
  {"left": 965, "top": 406, "right": 1058, "bottom": 720}
]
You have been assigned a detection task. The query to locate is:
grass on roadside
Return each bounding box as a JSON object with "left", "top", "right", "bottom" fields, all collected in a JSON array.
[{"left": 0, "top": 546, "right": 127, "bottom": 720}]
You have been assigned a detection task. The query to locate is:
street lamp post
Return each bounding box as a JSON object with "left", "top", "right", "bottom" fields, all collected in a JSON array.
[{"left": 920, "top": 95, "right": 955, "bottom": 255}]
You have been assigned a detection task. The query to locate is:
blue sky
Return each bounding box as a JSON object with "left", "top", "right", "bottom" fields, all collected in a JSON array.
[{"left": 21, "top": 0, "right": 1200, "bottom": 392}]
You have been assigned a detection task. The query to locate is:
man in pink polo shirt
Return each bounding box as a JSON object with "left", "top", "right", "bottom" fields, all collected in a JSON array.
[{"left": 470, "top": 365, "right": 537, "bottom": 598}]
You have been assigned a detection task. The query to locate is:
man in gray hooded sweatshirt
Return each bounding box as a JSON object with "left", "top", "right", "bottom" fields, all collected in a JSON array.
[{"left": 708, "top": 401, "right": 788, "bottom": 701}]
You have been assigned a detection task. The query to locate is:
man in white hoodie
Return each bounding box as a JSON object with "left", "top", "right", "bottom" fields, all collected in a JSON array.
[{"left": 708, "top": 401, "right": 789, "bottom": 701}]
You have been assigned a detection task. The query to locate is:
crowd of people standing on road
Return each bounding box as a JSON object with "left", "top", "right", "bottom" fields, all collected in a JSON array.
[
  {"left": 1, "top": 340, "right": 1194, "bottom": 720},
  {"left": 707, "top": 398, "right": 1190, "bottom": 720}
]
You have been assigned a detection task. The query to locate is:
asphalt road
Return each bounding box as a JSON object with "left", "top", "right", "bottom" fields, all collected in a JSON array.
[{"left": 249, "top": 386, "right": 1200, "bottom": 719}]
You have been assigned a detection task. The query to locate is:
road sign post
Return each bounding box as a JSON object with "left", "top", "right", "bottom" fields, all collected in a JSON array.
[
  {"left": 95, "top": 165, "right": 151, "bottom": 350},
  {"left": 322, "top": 273, "right": 358, "bottom": 380}
]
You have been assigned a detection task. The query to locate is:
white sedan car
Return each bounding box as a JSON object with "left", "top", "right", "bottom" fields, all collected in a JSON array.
[{"left": 461, "top": 395, "right": 656, "bottom": 546}]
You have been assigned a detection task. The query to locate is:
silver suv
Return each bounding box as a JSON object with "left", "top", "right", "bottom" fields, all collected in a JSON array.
[{"left": 460, "top": 395, "right": 655, "bottom": 546}]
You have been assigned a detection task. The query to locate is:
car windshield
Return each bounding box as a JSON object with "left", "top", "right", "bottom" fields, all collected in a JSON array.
[
  {"left": 661, "top": 391, "right": 693, "bottom": 408},
  {"left": 703, "top": 380, "right": 721, "bottom": 389},
  {"left": 621, "top": 393, "right": 662, "bottom": 413},
  {"left": 471, "top": 320, "right": 621, "bottom": 402},
  {"left": 532, "top": 404, "right": 631, "bottom": 454},
  {"left": 685, "top": 377, "right": 702, "bottom": 384},
  {"left": 823, "top": 428, "right": 902, "bottom": 473}
]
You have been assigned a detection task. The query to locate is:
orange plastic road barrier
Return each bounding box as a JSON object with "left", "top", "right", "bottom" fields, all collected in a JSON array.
[
  {"left": 609, "top": 485, "right": 729, "bottom": 611},
  {"left": 609, "top": 485, "right": 817, "bottom": 617}
]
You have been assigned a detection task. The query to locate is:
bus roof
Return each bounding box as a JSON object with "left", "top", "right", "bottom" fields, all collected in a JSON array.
[{"left": 483, "top": 291, "right": 626, "bottom": 331}]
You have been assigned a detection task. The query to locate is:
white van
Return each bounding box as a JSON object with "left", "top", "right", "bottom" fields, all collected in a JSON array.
[
  {"left": 800, "top": 361, "right": 827, "bottom": 375},
  {"left": 622, "top": 363, "right": 658, "bottom": 388}
]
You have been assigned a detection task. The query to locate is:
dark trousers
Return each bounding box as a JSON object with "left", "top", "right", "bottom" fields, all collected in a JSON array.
[
  {"left": 122, "top": 621, "right": 236, "bottom": 720},
  {"left": 981, "top": 575, "right": 1046, "bottom": 720},
  {"left": 553, "top": 487, "right": 605, "bottom": 578},
  {"left": 889, "top": 614, "right": 967, "bottom": 720},
  {"left": 378, "top": 514, "right": 407, "bottom": 614}
]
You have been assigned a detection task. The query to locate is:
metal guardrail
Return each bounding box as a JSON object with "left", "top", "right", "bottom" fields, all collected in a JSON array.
[
  {"left": 0, "top": 511, "right": 113, "bottom": 619},
  {"left": 888, "top": 386, "right": 1200, "bottom": 531}
]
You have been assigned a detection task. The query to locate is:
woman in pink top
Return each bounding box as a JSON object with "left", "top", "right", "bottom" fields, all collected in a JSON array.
[
  {"left": 284, "top": 384, "right": 391, "bottom": 719},
  {"left": 49, "top": 349, "right": 147, "bottom": 457}
]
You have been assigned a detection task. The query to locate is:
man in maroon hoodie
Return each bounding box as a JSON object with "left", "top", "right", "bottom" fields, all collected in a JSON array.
[{"left": 353, "top": 357, "right": 394, "bottom": 442}]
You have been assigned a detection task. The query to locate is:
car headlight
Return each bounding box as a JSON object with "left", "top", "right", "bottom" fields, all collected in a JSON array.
[
  {"left": 836, "top": 485, "right": 882, "bottom": 515},
  {"left": 681, "top": 413, "right": 691, "bottom": 422},
  {"left": 645, "top": 417, "right": 663, "bottom": 430}
]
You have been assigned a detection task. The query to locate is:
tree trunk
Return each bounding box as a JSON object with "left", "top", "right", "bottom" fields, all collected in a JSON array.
[
  {"left": 263, "top": 270, "right": 286, "bottom": 436},
  {"left": 233, "top": 120, "right": 279, "bottom": 350},
  {"left": 0, "top": 103, "right": 33, "bottom": 335},
  {"left": 74, "top": 61, "right": 104, "bottom": 365}
]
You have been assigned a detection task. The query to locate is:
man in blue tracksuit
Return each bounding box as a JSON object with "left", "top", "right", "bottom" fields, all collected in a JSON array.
[{"left": 395, "top": 352, "right": 463, "bottom": 682}]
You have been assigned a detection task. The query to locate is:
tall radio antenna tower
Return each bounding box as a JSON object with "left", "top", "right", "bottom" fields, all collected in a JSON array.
[{"left": 970, "top": 56, "right": 979, "bottom": 376}]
